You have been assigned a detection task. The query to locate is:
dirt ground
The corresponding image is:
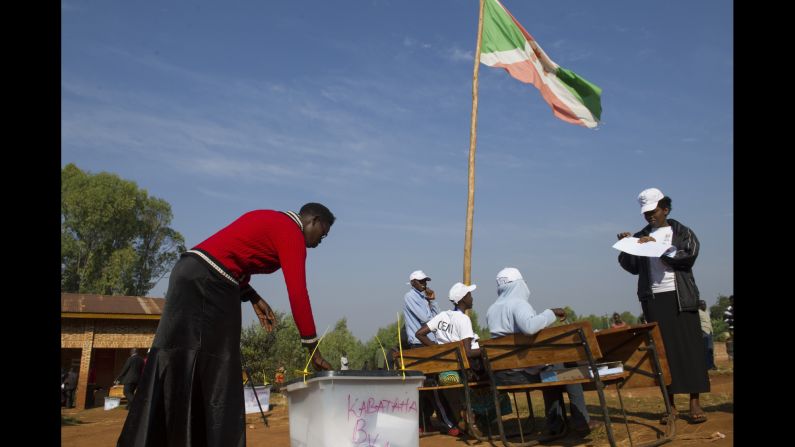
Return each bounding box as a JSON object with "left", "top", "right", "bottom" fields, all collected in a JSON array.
[{"left": 61, "top": 342, "right": 733, "bottom": 446}]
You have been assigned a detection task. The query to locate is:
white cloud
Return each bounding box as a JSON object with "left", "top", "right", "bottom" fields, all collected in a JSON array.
[
  {"left": 403, "top": 36, "right": 432, "bottom": 50},
  {"left": 447, "top": 47, "right": 473, "bottom": 62}
]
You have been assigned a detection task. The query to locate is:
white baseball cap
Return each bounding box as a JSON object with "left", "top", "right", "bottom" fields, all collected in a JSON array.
[
  {"left": 449, "top": 282, "right": 476, "bottom": 303},
  {"left": 408, "top": 270, "right": 431, "bottom": 282},
  {"left": 496, "top": 267, "right": 523, "bottom": 286},
  {"left": 638, "top": 188, "right": 664, "bottom": 214}
]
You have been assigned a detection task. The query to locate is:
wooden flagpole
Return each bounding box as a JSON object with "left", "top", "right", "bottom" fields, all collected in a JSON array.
[{"left": 463, "top": 0, "right": 485, "bottom": 287}]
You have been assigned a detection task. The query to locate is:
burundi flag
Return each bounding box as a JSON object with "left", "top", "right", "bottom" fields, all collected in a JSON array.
[{"left": 480, "top": 0, "right": 602, "bottom": 128}]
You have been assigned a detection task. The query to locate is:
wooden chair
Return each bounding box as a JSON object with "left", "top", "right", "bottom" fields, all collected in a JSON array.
[
  {"left": 593, "top": 322, "right": 676, "bottom": 447},
  {"left": 478, "top": 321, "right": 630, "bottom": 447}
]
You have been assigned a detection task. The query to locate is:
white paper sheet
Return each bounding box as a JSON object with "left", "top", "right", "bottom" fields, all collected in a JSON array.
[{"left": 612, "top": 237, "right": 672, "bottom": 257}]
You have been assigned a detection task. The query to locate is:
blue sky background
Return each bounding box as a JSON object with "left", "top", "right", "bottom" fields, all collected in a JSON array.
[{"left": 61, "top": 0, "right": 733, "bottom": 341}]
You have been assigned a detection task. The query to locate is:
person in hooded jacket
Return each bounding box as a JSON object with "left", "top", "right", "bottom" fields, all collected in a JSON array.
[{"left": 485, "top": 267, "right": 597, "bottom": 437}]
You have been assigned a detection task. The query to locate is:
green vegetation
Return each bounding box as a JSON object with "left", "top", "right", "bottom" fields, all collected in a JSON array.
[
  {"left": 61, "top": 163, "right": 185, "bottom": 296},
  {"left": 242, "top": 293, "right": 733, "bottom": 384}
]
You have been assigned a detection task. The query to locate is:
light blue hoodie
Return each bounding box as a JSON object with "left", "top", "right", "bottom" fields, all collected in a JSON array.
[{"left": 486, "top": 279, "right": 556, "bottom": 338}]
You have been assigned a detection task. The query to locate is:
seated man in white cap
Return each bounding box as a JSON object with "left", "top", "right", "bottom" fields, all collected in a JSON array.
[
  {"left": 485, "top": 267, "right": 598, "bottom": 438},
  {"left": 415, "top": 282, "right": 480, "bottom": 359},
  {"left": 415, "top": 282, "right": 482, "bottom": 436}
]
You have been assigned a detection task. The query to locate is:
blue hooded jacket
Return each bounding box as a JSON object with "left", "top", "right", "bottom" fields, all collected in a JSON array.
[{"left": 485, "top": 279, "right": 556, "bottom": 338}]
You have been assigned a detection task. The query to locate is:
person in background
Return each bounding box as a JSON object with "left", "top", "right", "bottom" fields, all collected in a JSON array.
[
  {"left": 115, "top": 348, "right": 145, "bottom": 409},
  {"left": 63, "top": 367, "right": 78, "bottom": 408},
  {"left": 386, "top": 346, "right": 400, "bottom": 371},
  {"left": 403, "top": 269, "right": 456, "bottom": 435},
  {"left": 486, "top": 267, "right": 597, "bottom": 437},
  {"left": 61, "top": 367, "right": 67, "bottom": 407},
  {"left": 415, "top": 282, "right": 482, "bottom": 437},
  {"left": 617, "top": 187, "right": 709, "bottom": 424},
  {"left": 340, "top": 351, "right": 350, "bottom": 371},
  {"left": 416, "top": 282, "right": 481, "bottom": 359},
  {"left": 610, "top": 312, "right": 628, "bottom": 329},
  {"left": 403, "top": 270, "right": 439, "bottom": 347},
  {"left": 723, "top": 295, "right": 734, "bottom": 361},
  {"left": 274, "top": 366, "right": 286, "bottom": 387},
  {"left": 698, "top": 300, "right": 716, "bottom": 370},
  {"left": 723, "top": 296, "right": 734, "bottom": 334}
]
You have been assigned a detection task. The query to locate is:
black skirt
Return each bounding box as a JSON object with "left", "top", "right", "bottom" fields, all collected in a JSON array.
[
  {"left": 117, "top": 255, "right": 245, "bottom": 447},
  {"left": 641, "top": 290, "right": 710, "bottom": 394}
]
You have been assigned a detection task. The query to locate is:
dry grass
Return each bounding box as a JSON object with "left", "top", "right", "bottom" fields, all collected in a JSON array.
[{"left": 475, "top": 378, "right": 733, "bottom": 445}]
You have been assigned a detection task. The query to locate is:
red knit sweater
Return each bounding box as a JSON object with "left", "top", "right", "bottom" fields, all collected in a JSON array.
[{"left": 194, "top": 210, "right": 317, "bottom": 341}]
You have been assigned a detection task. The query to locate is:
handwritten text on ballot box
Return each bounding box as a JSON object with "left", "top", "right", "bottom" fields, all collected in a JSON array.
[{"left": 283, "top": 370, "right": 425, "bottom": 447}]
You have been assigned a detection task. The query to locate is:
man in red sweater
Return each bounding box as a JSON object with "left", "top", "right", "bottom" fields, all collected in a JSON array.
[{"left": 118, "top": 202, "right": 335, "bottom": 447}]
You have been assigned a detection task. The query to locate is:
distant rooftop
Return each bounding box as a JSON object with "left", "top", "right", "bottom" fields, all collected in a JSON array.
[{"left": 61, "top": 293, "right": 165, "bottom": 317}]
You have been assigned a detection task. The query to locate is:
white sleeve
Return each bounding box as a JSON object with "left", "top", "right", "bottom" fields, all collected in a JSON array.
[
  {"left": 457, "top": 315, "right": 475, "bottom": 341},
  {"left": 425, "top": 313, "right": 444, "bottom": 333}
]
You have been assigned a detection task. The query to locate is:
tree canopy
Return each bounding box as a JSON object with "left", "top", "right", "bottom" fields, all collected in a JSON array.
[
  {"left": 709, "top": 294, "right": 732, "bottom": 336},
  {"left": 61, "top": 163, "right": 185, "bottom": 296}
]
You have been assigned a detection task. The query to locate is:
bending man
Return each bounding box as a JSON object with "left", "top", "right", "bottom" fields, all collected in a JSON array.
[{"left": 118, "top": 203, "right": 335, "bottom": 447}]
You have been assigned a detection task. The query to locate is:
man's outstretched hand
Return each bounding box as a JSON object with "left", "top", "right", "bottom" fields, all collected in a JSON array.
[
  {"left": 310, "top": 350, "right": 332, "bottom": 371},
  {"left": 251, "top": 296, "right": 277, "bottom": 333}
]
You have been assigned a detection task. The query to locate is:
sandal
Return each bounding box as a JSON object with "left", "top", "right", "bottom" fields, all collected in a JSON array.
[{"left": 689, "top": 412, "right": 708, "bottom": 424}]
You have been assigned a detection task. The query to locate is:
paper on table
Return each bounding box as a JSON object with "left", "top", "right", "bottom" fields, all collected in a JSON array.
[{"left": 612, "top": 237, "right": 672, "bottom": 257}]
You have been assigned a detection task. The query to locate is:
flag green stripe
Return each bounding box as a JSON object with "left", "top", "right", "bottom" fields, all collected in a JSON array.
[
  {"left": 480, "top": 0, "right": 603, "bottom": 128},
  {"left": 556, "top": 67, "right": 603, "bottom": 121},
  {"left": 481, "top": 0, "right": 526, "bottom": 53}
]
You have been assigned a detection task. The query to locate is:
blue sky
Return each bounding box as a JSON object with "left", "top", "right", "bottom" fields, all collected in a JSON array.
[{"left": 62, "top": 0, "right": 733, "bottom": 341}]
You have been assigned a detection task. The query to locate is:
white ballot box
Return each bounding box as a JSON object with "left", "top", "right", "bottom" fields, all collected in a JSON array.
[
  {"left": 244, "top": 385, "right": 271, "bottom": 413},
  {"left": 282, "top": 370, "right": 425, "bottom": 447}
]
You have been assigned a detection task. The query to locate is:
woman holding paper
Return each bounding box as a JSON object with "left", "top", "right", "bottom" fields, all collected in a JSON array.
[{"left": 616, "top": 187, "right": 709, "bottom": 424}]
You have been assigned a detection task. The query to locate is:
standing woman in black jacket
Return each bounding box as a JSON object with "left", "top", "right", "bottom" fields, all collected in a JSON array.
[{"left": 617, "top": 187, "right": 709, "bottom": 424}]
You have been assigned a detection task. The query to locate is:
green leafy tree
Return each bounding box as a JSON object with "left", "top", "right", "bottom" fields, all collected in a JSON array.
[
  {"left": 241, "top": 311, "right": 281, "bottom": 384},
  {"left": 709, "top": 294, "right": 732, "bottom": 336},
  {"left": 320, "top": 318, "right": 365, "bottom": 369},
  {"left": 469, "top": 309, "right": 491, "bottom": 341},
  {"left": 579, "top": 313, "right": 610, "bottom": 330},
  {"left": 241, "top": 312, "right": 305, "bottom": 384},
  {"left": 620, "top": 311, "right": 637, "bottom": 325},
  {"left": 241, "top": 315, "right": 373, "bottom": 383},
  {"left": 366, "top": 322, "right": 403, "bottom": 369},
  {"left": 563, "top": 306, "right": 578, "bottom": 323},
  {"left": 709, "top": 295, "right": 732, "bottom": 321},
  {"left": 61, "top": 163, "right": 185, "bottom": 295}
]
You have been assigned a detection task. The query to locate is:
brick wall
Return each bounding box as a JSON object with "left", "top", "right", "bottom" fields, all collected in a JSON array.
[
  {"left": 92, "top": 320, "right": 159, "bottom": 348},
  {"left": 62, "top": 317, "right": 160, "bottom": 409}
]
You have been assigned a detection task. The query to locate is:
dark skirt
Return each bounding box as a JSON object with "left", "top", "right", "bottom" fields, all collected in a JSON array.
[
  {"left": 117, "top": 255, "right": 245, "bottom": 447},
  {"left": 641, "top": 290, "right": 710, "bottom": 394}
]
